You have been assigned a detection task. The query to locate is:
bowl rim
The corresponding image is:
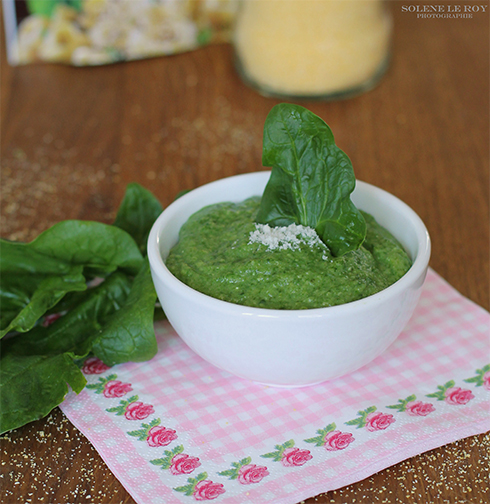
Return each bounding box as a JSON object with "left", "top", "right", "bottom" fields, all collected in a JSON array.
[{"left": 148, "top": 171, "right": 431, "bottom": 318}]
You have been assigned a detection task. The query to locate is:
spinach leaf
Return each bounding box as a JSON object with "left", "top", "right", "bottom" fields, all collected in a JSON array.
[
  {"left": 256, "top": 103, "right": 366, "bottom": 256},
  {"left": 92, "top": 260, "right": 158, "bottom": 365},
  {"left": 0, "top": 352, "right": 86, "bottom": 435},
  {"left": 0, "top": 268, "right": 87, "bottom": 335},
  {"left": 0, "top": 183, "right": 162, "bottom": 434},
  {"left": 2, "top": 272, "right": 132, "bottom": 358},
  {"left": 30, "top": 220, "right": 144, "bottom": 275},
  {"left": 113, "top": 183, "right": 163, "bottom": 255},
  {"left": 0, "top": 221, "right": 143, "bottom": 338}
]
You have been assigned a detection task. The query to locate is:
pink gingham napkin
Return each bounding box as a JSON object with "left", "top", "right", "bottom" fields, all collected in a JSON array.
[{"left": 60, "top": 268, "right": 490, "bottom": 504}]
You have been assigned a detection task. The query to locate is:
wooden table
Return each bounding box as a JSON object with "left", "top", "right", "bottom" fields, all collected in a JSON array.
[{"left": 1, "top": 3, "right": 489, "bottom": 503}]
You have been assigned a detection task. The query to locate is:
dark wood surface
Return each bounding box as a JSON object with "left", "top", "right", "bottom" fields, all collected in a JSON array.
[{"left": 1, "top": 3, "right": 489, "bottom": 503}]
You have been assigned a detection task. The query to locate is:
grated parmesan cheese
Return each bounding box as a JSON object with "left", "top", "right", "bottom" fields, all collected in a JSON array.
[{"left": 248, "top": 222, "right": 324, "bottom": 251}]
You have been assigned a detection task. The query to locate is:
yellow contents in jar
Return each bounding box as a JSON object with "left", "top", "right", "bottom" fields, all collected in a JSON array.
[{"left": 234, "top": 0, "right": 392, "bottom": 97}]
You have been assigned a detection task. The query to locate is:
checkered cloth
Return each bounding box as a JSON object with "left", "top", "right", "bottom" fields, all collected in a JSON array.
[{"left": 60, "top": 269, "right": 490, "bottom": 504}]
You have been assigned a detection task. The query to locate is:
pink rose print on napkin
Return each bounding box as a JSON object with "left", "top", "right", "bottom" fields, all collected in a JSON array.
[
  {"left": 323, "top": 430, "right": 355, "bottom": 450},
  {"left": 305, "top": 422, "right": 355, "bottom": 451},
  {"left": 147, "top": 425, "right": 178, "bottom": 447},
  {"left": 82, "top": 357, "right": 110, "bottom": 375},
  {"left": 345, "top": 406, "right": 395, "bottom": 431},
  {"left": 484, "top": 372, "right": 490, "bottom": 391},
  {"left": 170, "top": 453, "right": 202, "bottom": 475},
  {"left": 427, "top": 380, "right": 475, "bottom": 405},
  {"left": 103, "top": 380, "right": 133, "bottom": 398},
  {"left": 463, "top": 365, "right": 490, "bottom": 390},
  {"left": 261, "top": 440, "right": 312, "bottom": 467},
  {"left": 194, "top": 480, "right": 226, "bottom": 501},
  {"left": 174, "top": 472, "right": 225, "bottom": 500},
  {"left": 444, "top": 387, "right": 475, "bottom": 405},
  {"left": 128, "top": 418, "right": 178, "bottom": 447},
  {"left": 218, "top": 457, "right": 269, "bottom": 484},
  {"left": 150, "top": 445, "right": 201, "bottom": 475},
  {"left": 106, "top": 395, "right": 154, "bottom": 420},
  {"left": 86, "top": 374, "right": 132, "bottom": 398},
  {"left": 281, "top": 447, "right": 312, "bottom": 466},
  {"left": 365, "top": 412, "right": 396, "bottom": 432},
  {"left": 387, "top": 395, "right": 435, "bottom": 417},
  {"left": 238, "top": 464, "right": 269, "bottom": 484},
  {"left": 405, "top": 401, "right": 436, "bottom": 416},
  {"left": 125, "top": 401, "right": 155, "bottom": 420}
]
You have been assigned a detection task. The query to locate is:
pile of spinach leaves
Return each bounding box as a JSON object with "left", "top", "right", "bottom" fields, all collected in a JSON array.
[
  {"left": 0, "top": 183, "right": 163, "bottom": 435},
  {"left": 256, "top": 103, "right": 366, "bottom": 256}
]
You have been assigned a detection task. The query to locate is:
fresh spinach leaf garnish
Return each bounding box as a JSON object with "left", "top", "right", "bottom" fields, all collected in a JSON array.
[
  {"left": 256, "top": 103, "right": 366, "bottom": 256},
  {"left": 0, "top": 183, "right": 163, "bottom": 435}
]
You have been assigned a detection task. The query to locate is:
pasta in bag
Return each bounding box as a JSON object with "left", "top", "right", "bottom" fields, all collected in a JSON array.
[{"left": 3, "top": 0, "right": 238, "bottom": 66}]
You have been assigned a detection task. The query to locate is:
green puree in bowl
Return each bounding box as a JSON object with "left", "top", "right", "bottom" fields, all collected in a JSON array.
[{"left": 166, "top": 197, "right": 412, "bottom": 310}]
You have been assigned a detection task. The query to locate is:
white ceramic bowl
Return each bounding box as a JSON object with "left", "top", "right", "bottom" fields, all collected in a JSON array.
[{"left": 148, "top": 171, "right": 430, "bottom": 387}]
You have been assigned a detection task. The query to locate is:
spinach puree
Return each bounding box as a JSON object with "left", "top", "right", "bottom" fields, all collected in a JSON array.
[{"left": 166, "top": 197, "right": 412, "bottom": 310}]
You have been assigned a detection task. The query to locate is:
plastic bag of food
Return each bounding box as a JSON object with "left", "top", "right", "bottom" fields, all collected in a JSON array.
[{"left": 3, "top": 0, "right": 238, "bottom": 66}]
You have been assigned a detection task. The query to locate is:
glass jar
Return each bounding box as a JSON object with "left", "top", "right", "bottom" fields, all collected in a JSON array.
[{"left": 233, "top": 0, "right": 393, "bottom": 100}]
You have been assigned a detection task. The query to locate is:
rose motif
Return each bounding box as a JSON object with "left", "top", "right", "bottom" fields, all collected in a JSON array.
[
  {"left": 323, "top": 430, "right": 355, "bottom": 451},
  {"left": 483, "top": 372, "right": 490, "bottom": 391},
  {"left": 193, "top": 480, "right": 225, "bottom": 501},
  {"left": 103, "top": 380, "right": 132, "bottom": 398},
  {"left": 169, "top": 453, "right": 201, "bottom": 475},
  {"left": 365, "top": 412, "right": 395, "bottom": 432},
  {"left": 124, "top": 401, "right": 154, "bottom": 420},
  {"left": 405, "top": 400, "right": 435, "bottom": 416},
  {"left": 444, "top": 387, "right": 475, "bottom": 405},
  {"left": 82, "top": 357, "right": 110, "bottom": 375},
  {"left": 281, "top": 447, "right": 312, "bottom": 467},
  {"left": 146, "top": 425, "right": 177, "bottom": 447},
  {"left": 237, "top": 464, "right": 269, "bottom": 484}
]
